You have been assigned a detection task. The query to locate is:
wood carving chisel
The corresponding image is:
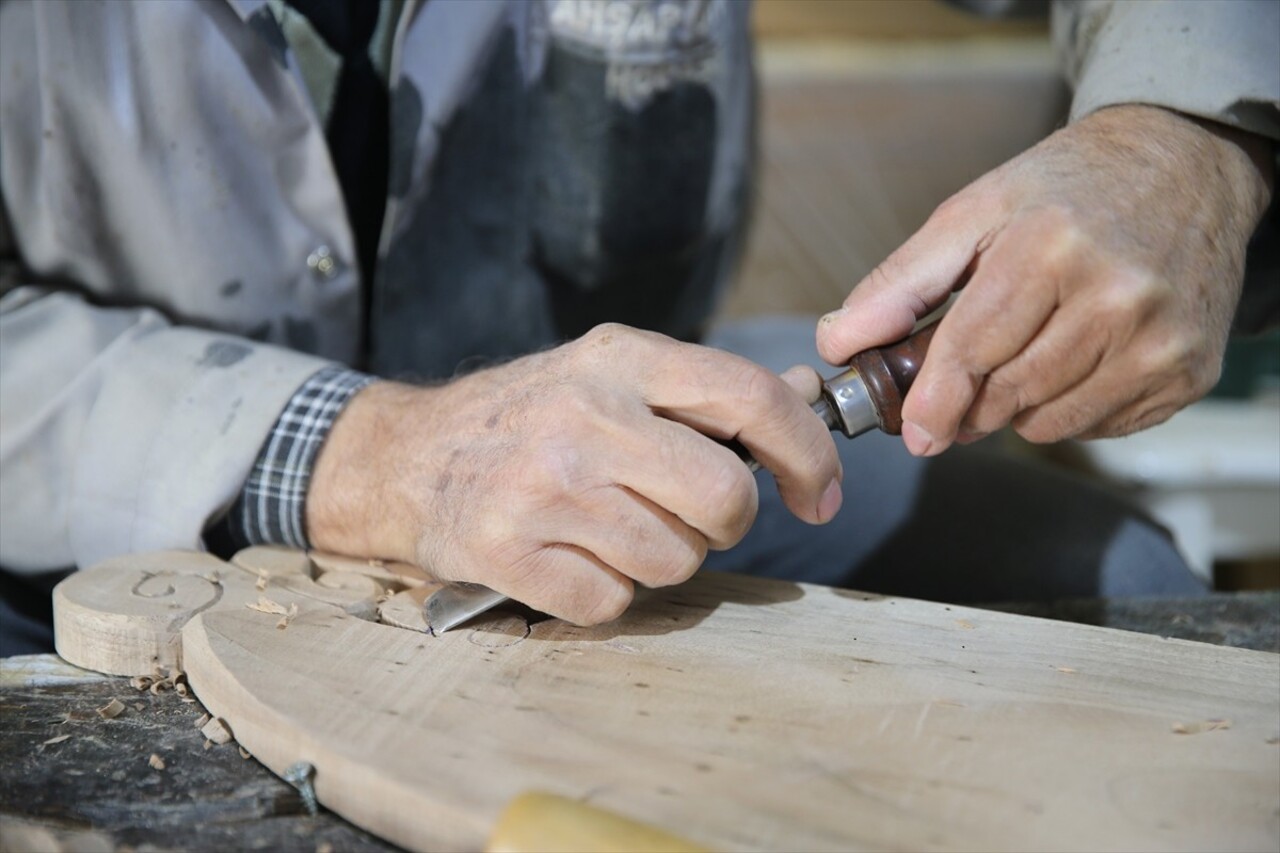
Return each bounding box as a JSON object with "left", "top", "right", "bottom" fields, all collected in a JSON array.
[{"left": 425, "top": 320, "right": 940, "bottom": 634}]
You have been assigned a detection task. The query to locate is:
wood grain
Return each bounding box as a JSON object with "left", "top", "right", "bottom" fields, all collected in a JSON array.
[{"left": 173, "top": 572, "right": 1279, "bottom": 852}]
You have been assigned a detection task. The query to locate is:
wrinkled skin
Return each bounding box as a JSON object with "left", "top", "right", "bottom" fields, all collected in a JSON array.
[
  {"left": 307, "top": 324, "right": 841, "bottom": 625},
  {"left": 817, "top": 105, "right": 1274, "bottom": 456}
]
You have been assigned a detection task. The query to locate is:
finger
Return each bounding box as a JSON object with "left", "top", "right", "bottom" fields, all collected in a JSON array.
[
  {"left": 573, "top": 326, "right": 839, "bottom": 525},
  {"left": 959, "top": 300, "right": 1109, "bottom": 437},
  {"left": 498, "top": 543, "right": 635, "bottom": 626},
  {"left": 640, "top": 346, "right": 840, "bottom": 525},
  {"left": 1015, "top": 350, "right": 1199, "bottom": 444},
  {"left": 609, "top": 415, "right": 760, "bottom": 550},
  {"left": 899, "top": 211, "right": 1076, "bottom": 455},
  {"left": 816, "top": 193, "right": 995, "bottom": 364},
  {"left": 552, "top": 484, "right": 707, "bottom": 589},
  {"left": 778, "top": 364, "right": 822, "bottom": 404}
]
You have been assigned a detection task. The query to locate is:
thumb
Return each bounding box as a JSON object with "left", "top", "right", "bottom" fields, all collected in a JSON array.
[{"left": 816, "top": 198, "right": 994, "bottom": 365}]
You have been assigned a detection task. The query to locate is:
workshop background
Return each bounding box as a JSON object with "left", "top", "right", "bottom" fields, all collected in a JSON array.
[{"left": 722, "top": 0, "right": 1280, "bottom": 592}]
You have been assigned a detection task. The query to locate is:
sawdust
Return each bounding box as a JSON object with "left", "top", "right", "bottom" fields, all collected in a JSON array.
[
  {"left": 148, "top": 753, "right": 166, "bottom": 771},
  {"left": 1172, "top": 718, "right": 1232, "bottom": 735},
  {"left": 201, "top": 717, "right": 234, "bottom": 745},
  {"left": 247, "top": 596, "right": 288, "bottom": 615}
]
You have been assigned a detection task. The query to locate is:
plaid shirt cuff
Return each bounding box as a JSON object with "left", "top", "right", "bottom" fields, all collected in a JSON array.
[{"left": 223, "top": 366, "right": 374, "bottom": 549}]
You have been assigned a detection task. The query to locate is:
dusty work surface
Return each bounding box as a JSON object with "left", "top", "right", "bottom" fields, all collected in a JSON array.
[
  {"left": 2, "top": 590, "right": 1277, "bottom": 852},
  {"left": 0, "top": 657, "right": 396, "bottom": 852}
]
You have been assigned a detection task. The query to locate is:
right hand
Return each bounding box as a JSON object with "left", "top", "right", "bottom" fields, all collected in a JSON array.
[{"left": 305, "top": 324, "right": 842, "bottom": 625}]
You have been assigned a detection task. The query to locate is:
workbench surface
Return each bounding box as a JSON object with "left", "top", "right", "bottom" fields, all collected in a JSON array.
[{"left": 2, "top": 591, "right": 1276, "bottom": 852}]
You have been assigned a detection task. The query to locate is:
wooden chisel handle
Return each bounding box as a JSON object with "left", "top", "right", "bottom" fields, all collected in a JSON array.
[{"left": 845, "top": 320, "right": 939, "bottom": 435}]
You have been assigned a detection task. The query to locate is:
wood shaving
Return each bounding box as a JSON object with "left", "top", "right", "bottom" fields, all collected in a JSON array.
[
  {"left": 239, "top": 746, "right": 252, "bottom": 760},
  {"left": 201, "top": 716, "right": 234, "bottom": 745},
  {"left": 149, "top": 678, "right": 172, "bottom": 696},
  {"left": 1172, "top": 718, "right": 1232, "bottom": 735},
  {"left": 152, "top": 664, "right": 167, "bottom": 679},
  {"left": 256, "top": 570, "right": 269, "bottom": 591},
  {"left": 129, "top": 676, "right": 153, "bottom": 691},
  {"left": 96, "top": 699, "right": 125, "bottom": 720},
  {"left": 203, "top": 739, "right": 213, "bottom": 751},
  {"left": 247, "top": 596, "right": 289, "bottom": 616},
  {"left": 954, "top": 619, "right": 975, "bottom": 630},
  {"left": 42, "top": 734, "right": 71, "bottom": 746},
  {"left": 195, "top": 713, "right": 211, "bottom": 729},
  {"left": 133, "top": 703, "right": 145, "bottom": 712},
  {"left": 148, "top": 753, "right": 166, "bottom": 771},
  {"left": 174, "top": 682, "right": 189, "bottom": 697},
  {"left": 180, "top": 697, "right": 197, "bottom": 704},
  {"left": 1056, "top": 667, "right": 1077, "bottom": 674},
  {"left": 276, "top": 602, "right": 300, "bottom": 630}
]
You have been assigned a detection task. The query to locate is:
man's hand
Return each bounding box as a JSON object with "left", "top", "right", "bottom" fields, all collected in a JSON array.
[
  {"left": 305, "top": 325, "right": 841, "bottom": 625},
  {"left": 817, "top": 104, "right": 1274, "bottom": 456}
]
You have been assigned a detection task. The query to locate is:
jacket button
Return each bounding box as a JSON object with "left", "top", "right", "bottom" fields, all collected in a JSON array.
[{"left": 306, "top": 245, "right": 338, "bottom": 279}]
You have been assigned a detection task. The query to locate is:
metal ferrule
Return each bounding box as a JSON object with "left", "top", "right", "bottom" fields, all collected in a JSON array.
[{"left": 816, "top": 368, "right": 880, "bottom": 438}]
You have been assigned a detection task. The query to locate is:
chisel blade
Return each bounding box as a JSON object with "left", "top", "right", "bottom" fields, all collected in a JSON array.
[{"left": 424, "top": 583, "right": 509, "bottom": 635}]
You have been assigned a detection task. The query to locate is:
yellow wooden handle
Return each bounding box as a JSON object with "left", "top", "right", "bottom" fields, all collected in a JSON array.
[{"left": 486, "top": 791, "right": 711, "bottom": 853}]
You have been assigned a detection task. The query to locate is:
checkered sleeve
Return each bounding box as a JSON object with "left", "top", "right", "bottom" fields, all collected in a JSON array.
[{"left": 222, "top": 366, "right": 375, "bottom": 549}]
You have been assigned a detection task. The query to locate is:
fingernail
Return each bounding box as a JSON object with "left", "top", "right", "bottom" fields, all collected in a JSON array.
[
  {"left": 817, "top": 477, "right": 843, "bottom": 522},
  {"left": 902, "top": 421, "right": 938, "bottom": 456},
  {"left": 818, "top": 308, "right": 847, "bottom": 326}
]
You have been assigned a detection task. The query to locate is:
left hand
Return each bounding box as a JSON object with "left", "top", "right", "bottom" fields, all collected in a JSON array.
[{"left": 816, "top": 104, "right": 1274, "bottom": 456}]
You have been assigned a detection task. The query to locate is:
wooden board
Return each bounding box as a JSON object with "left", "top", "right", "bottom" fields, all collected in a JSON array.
[{"left": 53, "top": 551, "right": 1279, "bottom": 852}]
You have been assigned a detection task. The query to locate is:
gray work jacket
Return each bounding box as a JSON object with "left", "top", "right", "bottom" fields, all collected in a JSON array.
[{"left": 1, "top": 0, "right": 1277, "bottom": 574}]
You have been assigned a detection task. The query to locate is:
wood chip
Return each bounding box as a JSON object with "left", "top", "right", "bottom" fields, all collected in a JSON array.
[
  {"left": 276, "top": 602, "right": 300, "bottom": 630},
  {"left": 42, "top": 734, "right": 71, "bottom": 746},
  {"left": 149, "top": 678, "right": 172, "bottom": 695},
  {"left": 239, "top": 746, "right": 252, "bottom": 760},
  {"left": 96, "top": 698, "right": 125, "bottom": 720},
  {"left": 129, "top": 676, "right": 153, "bottom": 691},
  {"left": 247, "top": 596, "right": 289, "bottom": 616},
  {"left": 148, "top": 753, "right": 166, "bottom": 771},
  {"left": 201, "top": 716, "right": 234, "bottom": 745},
  {"left": 133, "top": 703, "right": 145, "bottom": 712},
  {"left": 256, "top": 570, "right": 269, "bottom": 591},
  {"left": 1172, "top": 718, "right": 1232, "bottom": 735},
  {"left": 1056, "top": 667, "right": 1077, "bottom": 674},
  {"left": 195, "top": 713, "right": 211, "bottom": 729}
]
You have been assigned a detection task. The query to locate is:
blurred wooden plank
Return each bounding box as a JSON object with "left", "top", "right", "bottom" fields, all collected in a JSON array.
[
  {"left": 723, "top": 41, "right": 1068, "bottom": 318},
  {"left": 753, "top": 0, "right": 1047, "bottom": 41}
]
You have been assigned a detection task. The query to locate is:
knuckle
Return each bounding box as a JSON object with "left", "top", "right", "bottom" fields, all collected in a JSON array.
[
  {"left": 704, "top": 463, "right": 758, "bottom": 546},
  {"left": 739, "top": 364, "right": 791, "bottom": 420},
  {"left": 1098, "top": 270, "right": 1163, "bottom": 319},
  {"left": 643, "top": 537, "right": 705, "bottom": 588},
  {"left": 573, "top": 322, "right": 633, "bottom": 364},
  {"left": 577, "top": 582, "right": 633, "bottom": 625}
]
